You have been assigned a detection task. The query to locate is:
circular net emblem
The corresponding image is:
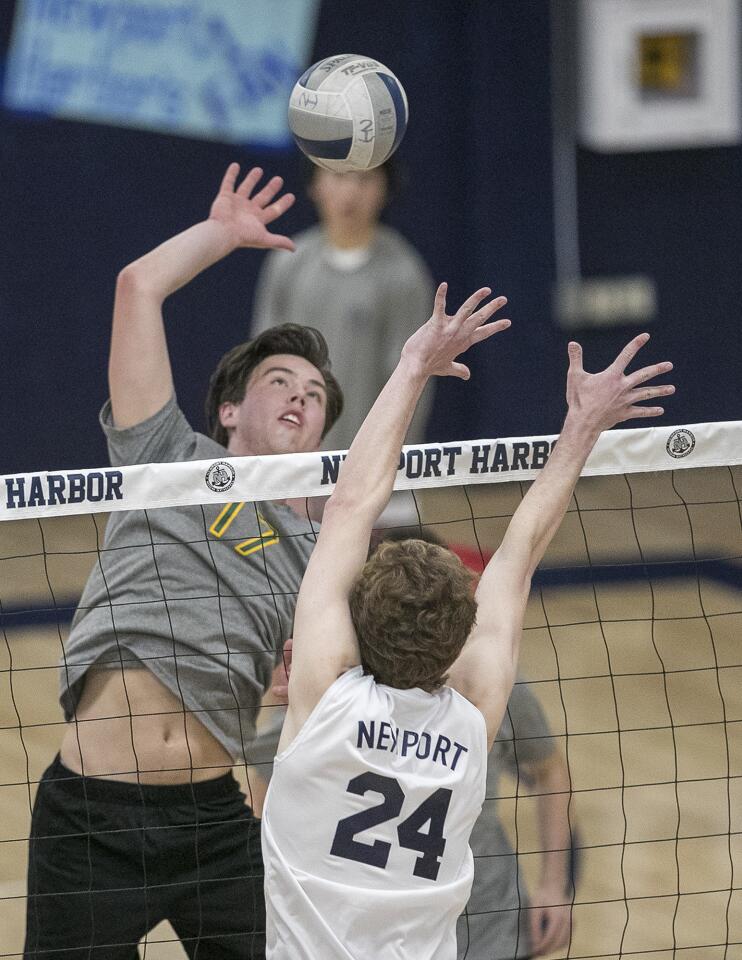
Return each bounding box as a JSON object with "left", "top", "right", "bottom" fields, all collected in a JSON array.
[
  {"left": 666, "top": 428, "right": 695, "bottom": 459},
  {"left": 205, "top": 461, "right": 236, "bottom": 493}
]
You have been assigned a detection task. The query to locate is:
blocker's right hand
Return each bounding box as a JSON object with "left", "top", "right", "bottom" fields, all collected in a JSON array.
[
  {"left": 401, "top": 282, "right": 511, "bottom": 381},
  {"left": 208, "top": 163, "right": 296, "bottom": 252}
]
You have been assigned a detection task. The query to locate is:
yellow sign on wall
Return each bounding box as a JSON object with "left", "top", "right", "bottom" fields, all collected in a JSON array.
[{"left": 639, "top": 33, "right": 698, "bottom": 98}]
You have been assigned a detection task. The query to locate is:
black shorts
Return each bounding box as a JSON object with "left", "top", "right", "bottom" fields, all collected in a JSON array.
[{"left": 24, "top": 755, "right": 265, "bottom": 959}]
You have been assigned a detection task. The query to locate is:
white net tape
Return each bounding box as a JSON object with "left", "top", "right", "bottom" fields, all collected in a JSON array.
[{"left": 1, "top": 421, "right": 740, "bottom": 521}]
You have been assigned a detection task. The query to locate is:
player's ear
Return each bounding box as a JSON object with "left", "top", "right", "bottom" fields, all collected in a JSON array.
[{"left": 219, "top": 401, "right": 237, "bottom": 428}]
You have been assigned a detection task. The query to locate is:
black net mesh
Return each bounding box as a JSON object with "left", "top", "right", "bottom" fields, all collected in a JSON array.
[{"left": 1, "top": 455, "right": 740, "bottom": 958}]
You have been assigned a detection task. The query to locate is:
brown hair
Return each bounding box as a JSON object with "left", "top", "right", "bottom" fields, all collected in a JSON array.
[
  {"left": 349, "top": 539, "right": 477, "bottom": 693},
  {"left": 205, "top": 324, "right": 343, "bottom": 446}
]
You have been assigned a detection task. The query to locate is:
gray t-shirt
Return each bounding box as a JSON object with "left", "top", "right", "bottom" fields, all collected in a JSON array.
[
  {"left": 60, "top": 396, "right": 317, "bottom": 763},
  {"left": 252, "top": 224, "right": 435, "bottom": 449},
  {"left": 457, "top": 682, "right": 555, "bottom": 960}
]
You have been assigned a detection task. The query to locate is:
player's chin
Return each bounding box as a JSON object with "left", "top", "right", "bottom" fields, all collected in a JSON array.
[{"left": 270, "top": 429, "right": 312, "bottom": 455}]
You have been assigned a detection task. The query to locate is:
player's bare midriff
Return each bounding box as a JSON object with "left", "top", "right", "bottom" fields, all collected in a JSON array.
[{"left": 60, "top": 668, "right": 233, "bottom": 784}]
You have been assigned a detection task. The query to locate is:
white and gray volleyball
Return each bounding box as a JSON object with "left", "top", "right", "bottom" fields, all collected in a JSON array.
[{"left": 288, "top": 54, "right": 408, "bottom": 172}]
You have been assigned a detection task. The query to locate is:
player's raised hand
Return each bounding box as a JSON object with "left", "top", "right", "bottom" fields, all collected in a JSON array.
[
  {"left": 402, "top": 282, "right": 510, "bottom": 379},
  {"left": 208, "top": 163, "right": 296, "bottom": 252},
  {"left": 566, "top": 333, "right": 675, "bottom": 432}
]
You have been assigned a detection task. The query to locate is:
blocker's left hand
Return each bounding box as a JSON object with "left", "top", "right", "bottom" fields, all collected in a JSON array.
[{"left": 401, "top": 283, "right": 510, "bottom": 380}]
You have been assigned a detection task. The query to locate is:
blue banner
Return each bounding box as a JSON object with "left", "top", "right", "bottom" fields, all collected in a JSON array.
[{"left": 3, "top": 0, "right": 320, "bottom": 146}]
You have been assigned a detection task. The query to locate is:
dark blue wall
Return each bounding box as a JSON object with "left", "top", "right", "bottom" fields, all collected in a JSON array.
[{"left": 1, "top": 0, "right": 740, "bottom": 474}]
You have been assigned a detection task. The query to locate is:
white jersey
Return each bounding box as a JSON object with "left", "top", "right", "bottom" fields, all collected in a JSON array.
[{"left": 262, "top": 666, "right": 488, "bottom": 960}]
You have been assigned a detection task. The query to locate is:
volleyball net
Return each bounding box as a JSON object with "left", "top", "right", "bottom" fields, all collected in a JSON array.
[{"left": 1, "top": 420, "right": 740, "bottom": 958}]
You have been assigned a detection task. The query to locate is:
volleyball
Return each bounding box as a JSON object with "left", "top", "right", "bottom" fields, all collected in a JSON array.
[{"left": 288, "top": 54, "right": 408, "bottom": 172}]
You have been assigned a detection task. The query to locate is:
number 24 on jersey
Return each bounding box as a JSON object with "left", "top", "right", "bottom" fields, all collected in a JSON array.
[{"left": 330, "top": 772, "right": 452, "bottom": 882}]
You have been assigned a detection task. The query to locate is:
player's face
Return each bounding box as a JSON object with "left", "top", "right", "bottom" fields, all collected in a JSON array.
[
  {"left": 310, "top": 169, "right": 387, "bottom": 230},
  {"left": 219, "top": 354, "right": 328, "bottom": 456}
]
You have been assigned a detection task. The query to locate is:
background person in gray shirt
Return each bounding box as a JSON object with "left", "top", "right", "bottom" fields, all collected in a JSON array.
[
  {"left": 24, "top": 164, "right": 343, "bottom": 960},
  {"left": 456, "top": 682, "right": 572, "bottom": 959},
  {"left": 252, "top": 160, "right": 435, "bottom": 449}
]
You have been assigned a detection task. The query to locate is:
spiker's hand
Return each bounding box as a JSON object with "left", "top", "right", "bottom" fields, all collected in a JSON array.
[{"left": 208, "top": 163, "right": 296, "bottom": 252}]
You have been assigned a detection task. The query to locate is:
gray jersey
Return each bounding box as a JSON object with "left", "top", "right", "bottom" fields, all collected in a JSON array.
[
  {"left": 249, "top": 681, "right": 556, "bottom": 959},
  {"left": 252, "top": 224, "right": 435, "bottom": 449},
  {"left": 60, "top": 395, "right": 316, "bottom": 763}
]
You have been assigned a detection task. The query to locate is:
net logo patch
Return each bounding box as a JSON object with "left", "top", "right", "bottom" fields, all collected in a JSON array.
[
  {"left": 205, "top": 461, "right": 236, "bottom": 493},
  {"left": 666, "top": 428, "right": 695, "bottom": 459},
  {"left": 4, "top": 471, "right": 124, "bottom": 509}
]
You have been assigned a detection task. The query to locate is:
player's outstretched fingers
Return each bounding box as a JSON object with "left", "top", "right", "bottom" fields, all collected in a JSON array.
[
  {"left": 568, "top": 341, "right": 584, "bottom": 373},
  {"left": 471, "top": 317, "right": 511, "bottom": 343},
  {"left": 236, "top": 166, "right": 264, "bottom": 196},
  {"left": 448, "top": 361, "right": 471, "bottom": 380},
  {"left": 219, "top": 162, "right": 241, "bottom": 194},
  {"left": 262, "top": 193, "right": 296, "bottom": 224},
  {"left": 431, "top": 282, "right": 449, "bottom": 320},
  {"left": 629, "top": 384, "right": 675, "bottom": 406},
  {"left": 626, "top": 361, "right": 674, "bottom": 388},
  {"left": 612, "top": 332, "right": 651, "bottom": 372},
  {"left": 626, "top": 404, "right": 666, "bottom": 419},
  {"left": 268, "top": 233, "right": 296, "bottom": 253},
  {"left": 468, "top": 295, "right": 508, "bottom": 329},
  {"left": 637, "top": 383, "right": 675, "bottom": 399},
  {"left": 457, "top": 287, "right": 492, "bottom": 322},
  {"left": 251, "top": 175, "right": 285, "bottom": 208}
]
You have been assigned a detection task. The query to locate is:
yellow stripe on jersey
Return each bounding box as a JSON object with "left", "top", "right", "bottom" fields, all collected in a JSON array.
[
  {"left": 209, "top": 501, "right": 246, "bottom": 538},
  {"left": 235, "top": 512, "right": 280, "bottom": 557},
  {"left": 210, "top": 504, "right": 280, "bottom": 557}
]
